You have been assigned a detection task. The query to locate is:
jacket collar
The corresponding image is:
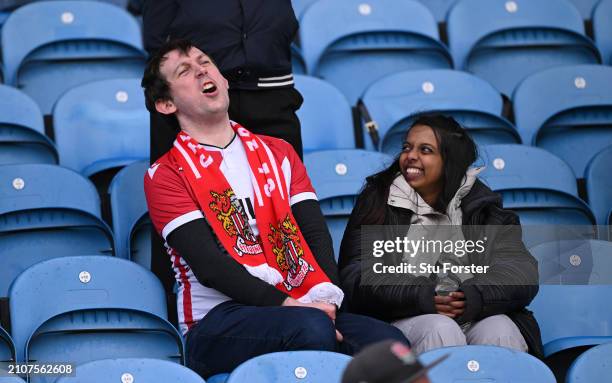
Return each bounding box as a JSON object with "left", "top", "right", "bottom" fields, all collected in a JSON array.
[{"left": 387, "top": 167, "right": 484, "bottom": 218}]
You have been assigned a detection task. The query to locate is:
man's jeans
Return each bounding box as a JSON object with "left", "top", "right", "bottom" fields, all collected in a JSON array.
[{"left": 185, "top": 301, "right": 408, "bottom": 378}]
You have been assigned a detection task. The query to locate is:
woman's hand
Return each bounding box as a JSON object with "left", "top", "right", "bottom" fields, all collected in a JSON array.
[
  {"left": 448, "top": 291, "right": 465, "bottom": 316},
  {"left": 435, "top": 292, "right": 466, "bottom": 318}
]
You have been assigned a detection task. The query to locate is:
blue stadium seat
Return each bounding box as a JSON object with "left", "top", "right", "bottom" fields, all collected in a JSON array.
[
  {"left": 416, "top": 0, "right": 458, "bottom": 22},
  {"left": 568, "top": 0, "right": 601, "bottom": 19},
  {"left": 593, "top": 0, "right": 612, "bottom": 65},
  {"left": 0, "top": 164, "right": 114, "bottom": 297},
  {"left": 1, "top": 1, "right": 146, "bottom": 114},
  {"left": 109, "top": 160, "right": 151, "bottom": 264},
  {"left": 304, "top": 150, "right": 393, "bottom": 257},
  {"left": 226, "top": 351, "right": 351, "bottom": 383},
  {"left": 529, "top": 284, "right": 612, "bottom": 357},
  {"left": 419, "top": 345, "right": 556, "bottom": 382},
  {"left": 513, "top": 65, "right": 612, "bottom": 179},
  {"left": 0, "top": 326, "right": 15, "bottom": 363},
  {"left": 478, "top": 145, "right": 596, "bottom": 246},
  {"left": 294, "top": 75, "right": 355, "bottom": 151},
  {"left": 53, "top": 78, "right": 148, "bottom": 178},
  {"left": 300, "top": 0, "right": 452, "bottom": 105},
  {"left": 9, "top": 256, "right": 184, "bottom": 380},
  {"left": 291, "top": 44, "right": 306, "bottom": 75},
  {"left": 0, "top": 84, "right": 57, "bottom": 165},
  {"left": 447, "top": 0, "right": 601, "bottom": 97},
  {"left": 207, "top": 374, "right": 230, "bottom": 383},
  {"left": 55, "top": 358, "right": 204, "bottom": 383},
  {"left": 530, "top": 239, "right": 612, "bottom": 284},
  {"left": 0, "top": 377, "right": 26, "bottom": 383},
  {"left": 360, "top": 69, "right": 520, "bottom": 154},
  {"left": 566, "top": 342, "right": 612, "bottom": 383},
  {"left": 585, "top": 146, "right": 612, "bottom": 238},
  {"left": 291, "top": 0, "right": 319, "bottom": 20}
]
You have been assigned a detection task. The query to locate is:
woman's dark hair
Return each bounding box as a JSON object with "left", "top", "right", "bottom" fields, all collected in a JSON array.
[{"left": 357, "top": 114, "right": 478, "bottom": 225}]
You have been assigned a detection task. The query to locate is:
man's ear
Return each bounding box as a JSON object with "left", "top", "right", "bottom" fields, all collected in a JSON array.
[{"left": 155, "top": 99, "right": 177, "bottom": 115}]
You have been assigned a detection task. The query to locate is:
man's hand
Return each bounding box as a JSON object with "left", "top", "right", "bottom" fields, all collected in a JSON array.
[
  {"left": 434, "top": 292, "right": 466, "bottom": 318},
  {"left": 282, "top": 297, "right": 343, "bottom": 341}
]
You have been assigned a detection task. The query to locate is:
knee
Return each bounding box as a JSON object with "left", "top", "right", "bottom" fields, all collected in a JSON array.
[
  {"left": 395, "top": 314, "right": 465, "bottom": 354},
  {"left": 286, "top": 308, "right": 337, "bottom": 351},
  {"left": 467, "top": 315, "right": 527, "bottom": 352},
  {"left": 375, "top": 323, "right": 408, "bottom": 343},
  {"left": 425, "top": 314, "right": 465, "bottom": 339}
]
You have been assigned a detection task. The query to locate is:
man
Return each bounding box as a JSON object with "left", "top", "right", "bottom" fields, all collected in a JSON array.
[
  {"left": 143, "top": 0, "right": 304, "bottom": 310},
  {"left": 142, "top": 39, "right": 407, "bottom": 378}
]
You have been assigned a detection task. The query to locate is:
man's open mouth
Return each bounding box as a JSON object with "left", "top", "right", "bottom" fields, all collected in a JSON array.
[{"left": 202, "top": 82, "right": 217, "bottom": 94}]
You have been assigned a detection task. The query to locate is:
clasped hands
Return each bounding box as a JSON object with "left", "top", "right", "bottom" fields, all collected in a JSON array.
[
  {"left": 282, "top": 297, "right": 343, "bottom": 341},
  {"left": 435, "top": 291, "right": 465, "bottom": 318}
]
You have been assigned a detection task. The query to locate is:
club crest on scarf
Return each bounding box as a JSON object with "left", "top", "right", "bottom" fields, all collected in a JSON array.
[
  {"left": 268, "top": 215, "right": 314, "bottom": 291},
  {"left": 209, "top": 188, "right": 263, "bottom": 256}
]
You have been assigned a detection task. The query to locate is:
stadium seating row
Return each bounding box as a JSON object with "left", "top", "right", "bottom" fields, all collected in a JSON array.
[
  {"left": 0, "top": 141, "right": 608, "bottom": 287},
  {"left": 0, "top": 0, "right": 610, "bottom": 112},
  {"left": 2, "top": 65, "right": 611, "bottom": 182},
  {"left": 292, "top": 0, "right": 606, "bottom": 22},
  {"left": 1, "top": 141, "right": 610, "bottom": 299},
  {"left": 294, "top": 0, "right": 612, "bottom": 104},
  {"left": 0, "top": 145, "right": 612, "bottom": 316},
  {"left": 1, "top": 249, "right": 611, "bottom": 381},
  {"left": 1, "top": 342, "right": 612, "bottom": 382}
]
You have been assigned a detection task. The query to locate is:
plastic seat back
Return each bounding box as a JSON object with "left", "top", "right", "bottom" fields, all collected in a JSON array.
[
  {"left": 208, "top": 374, "right": 230, "bottom": 383},
  {"left": 292, "top": 0, "right": 319, "bottom": 20},
  {"left": 529, "top": 284, "right": 612, "bottom": 356},
  {"left": 0, "top": 164, "right": 114, "bottom": 296},
  {"left": 109, "top": 160, "right": 151, "bottom": 264},
  {"left": 9, "top": 256, "right": 183, "bottom": 373},
  {"left": 0, "top": 327, "right": 14, "bottom": 363},
  {"left": 361, "top": 69, "right": 520, "bottom": 153},
  {"left": 0, "top": 85, "right": 57, "bottom": 165},
  {"left": 416, "top": 0, "right": 458, "bottom": 22},
  {"left": 304, "top": 150, "right": 393, "bottom": 257},
  {"left": 530, "top": 239, "right": 612, "bottom": 284},
  {"left": 593, "top": 0, "right": 612, "bottom": 64},
  {"left": 226, "top": 351, "right": 351, "bottom": 383},
  {"left": 478, "top": 145, "right": 596, "bottom": 246},
  {"left": 419, "top": 345, "right": 556, "bottom": 382},
  {"left": 566, "top": 342, "right": 612, "bottom": 383},
  {"left": 291, "top": 44, "right": 306, "bottom": 75},
  {"left": 53, "top": 78, "right": 148, "bottom": 178},
  {"left": 586, "top": 146, "right": 612, "bottom": 230},
  {"left": 295, "top": 75, "right": 355, "bottom": 151},
  {"left": 569, "top": 0, "right": 600, "bottom": 19},
  {"left": 55, "top": 358, "right": 204, "bottom": 383},
  {"left": 0, "top": 377, "right": 26, "bottom": 383},
  {"left": 447, "top": 0, "right": 600, "bottom": 97},
  {"left": 300, "top": 0, "right": 452, "bottom": 104},
  {"left": 513, "top": 65, "right": 612, "bottom": 178},
  {"left": 1, "top": 1, "right": 146, "bottom": 114}
]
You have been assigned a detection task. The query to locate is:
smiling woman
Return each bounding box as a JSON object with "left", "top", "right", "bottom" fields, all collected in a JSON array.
[{"left": 338, "top": 113, "right": 543, "bottom": 358}]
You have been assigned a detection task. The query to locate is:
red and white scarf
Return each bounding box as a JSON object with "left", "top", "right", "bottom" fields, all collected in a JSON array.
[{"left": 171, "top": 122, "right": 343, "bottom": 305}]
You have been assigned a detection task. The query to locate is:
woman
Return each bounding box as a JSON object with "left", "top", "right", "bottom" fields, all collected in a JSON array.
[{"left": 339, "top": 114, "right": 543, "bottom": 357}]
